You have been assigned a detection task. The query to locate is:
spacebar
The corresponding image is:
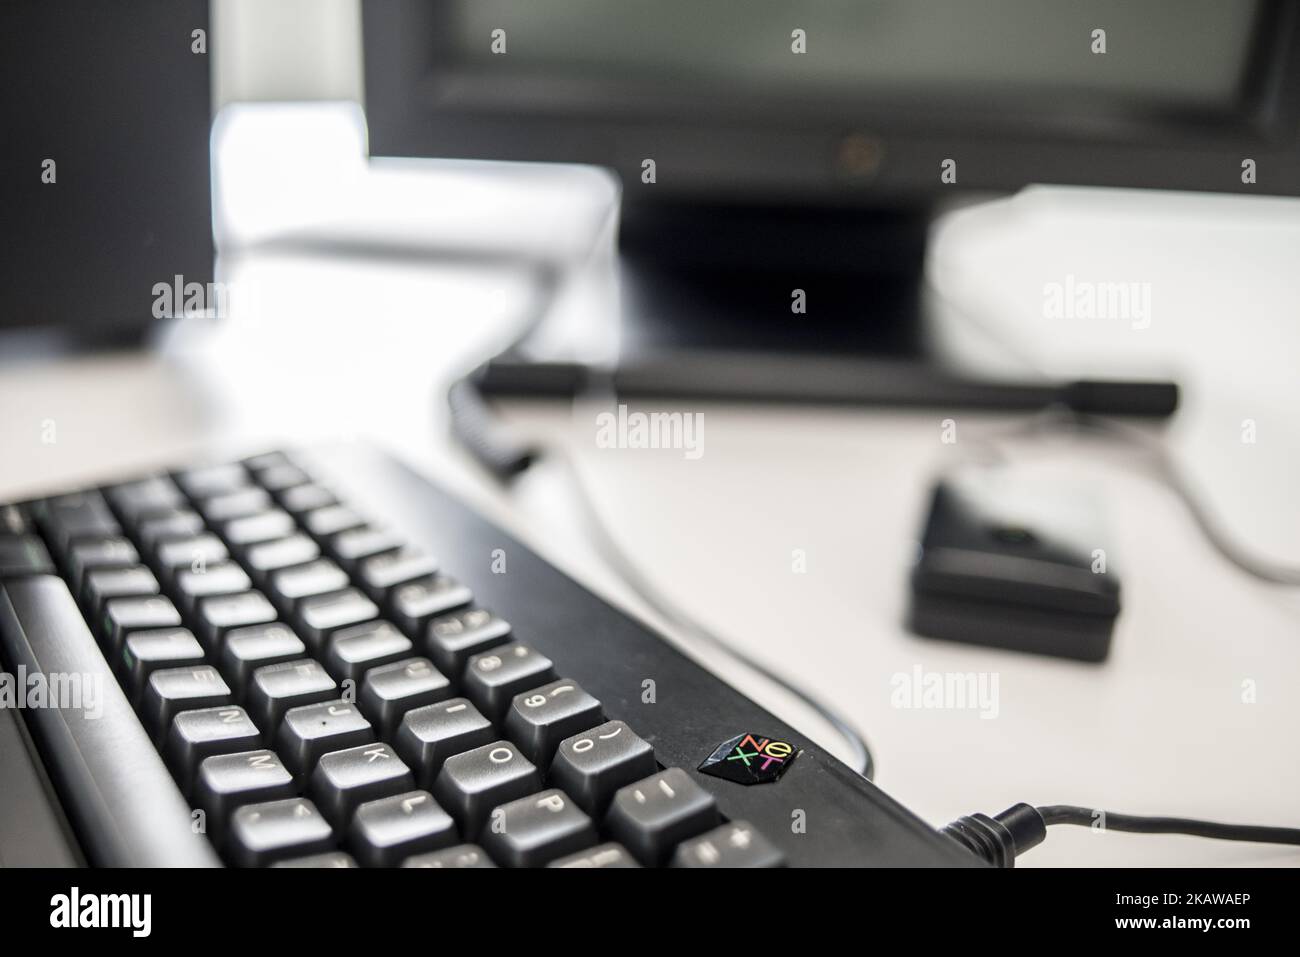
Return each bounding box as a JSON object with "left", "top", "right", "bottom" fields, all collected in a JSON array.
[{"left": 0, "top": 575, "right": 220, "bottom": 866}]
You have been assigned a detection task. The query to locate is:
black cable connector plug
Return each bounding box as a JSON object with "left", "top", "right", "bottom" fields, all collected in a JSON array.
[
  {"left": 944, "top": 803, "right": 1300, "bottom": 865},
  {"left": 941, "top": 804, "right": 1047, "bottom": 868}
]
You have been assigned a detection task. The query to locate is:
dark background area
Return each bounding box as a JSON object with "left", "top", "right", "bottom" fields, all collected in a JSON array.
[{"left": 0, "top": 0, "right": 213, "bottom": 336}]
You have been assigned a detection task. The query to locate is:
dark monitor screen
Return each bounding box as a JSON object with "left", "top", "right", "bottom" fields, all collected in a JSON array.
[
  {"left": 363, "top": 0, "right": 1300, "bottom": 201},
  {"left": 448, "top": 0, "right": 1258, "bottom": 114}
]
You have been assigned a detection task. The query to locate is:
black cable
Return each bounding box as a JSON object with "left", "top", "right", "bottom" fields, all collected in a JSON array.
[
  {"left": 1037, "top": 805, "right": 1300, "bottom": 846},
  {"left": 943, "top": 803, "right": 1300, "bottom": 866},
  {"left": 543, "top": 446, "right": 875, "bottom": 779},
  {"left": 1064, "top": 413, "right": 1300, "bottom": 586},
  {"left": 447, "top": 378, "right": 539, "bottom": 481},
  {"left": 965, "top": 408, "right": 1300, "bottom": 586}
]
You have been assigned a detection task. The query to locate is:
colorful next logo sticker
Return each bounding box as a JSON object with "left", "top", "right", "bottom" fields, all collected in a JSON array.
[{"left": 699, "top": 732, "right": 799, "bottom": 785}]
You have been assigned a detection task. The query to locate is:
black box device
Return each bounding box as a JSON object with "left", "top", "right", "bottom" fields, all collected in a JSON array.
[{"left": 908, "top": 471, "right": 1121, "bottom": 663}]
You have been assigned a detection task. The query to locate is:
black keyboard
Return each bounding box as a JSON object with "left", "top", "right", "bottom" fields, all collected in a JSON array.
[{"left": 0, "top": 443, "right": 975, "bottom": 867}]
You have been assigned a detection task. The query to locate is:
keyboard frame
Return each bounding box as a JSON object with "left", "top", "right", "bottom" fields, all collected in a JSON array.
[{"left": 0, "top": 441, "right": 979, "bottom": 867}]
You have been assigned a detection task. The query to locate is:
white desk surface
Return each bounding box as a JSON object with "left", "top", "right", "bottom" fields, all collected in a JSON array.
[{"left": 3, "top": 179, "right": 1298, "bottom": 868}]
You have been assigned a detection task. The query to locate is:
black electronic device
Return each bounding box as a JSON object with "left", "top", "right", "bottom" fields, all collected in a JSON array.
[
  {"left": 908, "top": 470, "right": 1121, "bottom": 662},
  {"left": 0, "top": 443, "right": 977, "bottom": 867}
]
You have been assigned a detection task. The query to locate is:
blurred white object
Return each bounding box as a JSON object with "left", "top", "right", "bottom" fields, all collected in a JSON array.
[
  {"left": 930, "top": 186, "right": 1300, "bottom": 391},
  {"left": 212, "top": 102, "right": 618, "bottom": 265}
]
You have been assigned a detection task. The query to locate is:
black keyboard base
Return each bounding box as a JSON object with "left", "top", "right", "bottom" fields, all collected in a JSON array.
[{"left": 0, "top": 441, "right": 977, "bottom": 867}]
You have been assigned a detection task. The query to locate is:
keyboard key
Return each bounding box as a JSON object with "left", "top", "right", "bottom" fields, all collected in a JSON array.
[
  {"left": 119, "top": 627, "right": 205, "bottom": 703},
  {"left": 137, "top": 509, "right": 204, "bottom": 549},
  {"left": 195, "top": 590, "right": 277, "bottom": 651},
  {"left": 246, "top": 659, "right": 337, "bottom": 734},
  {"left": 402, "top": 844, "right": 495, "bottom": 868},
  {"left": 309, "top": 742, "right": 414, "bottom": 827},
  {"left": 359, "top": 657, "right": 452, "bottom": 738},
  {"left": 481, "top": 789, "right": 598, "bottom": 868},
  {"left": 0, "top": 534, "right": 54, "bottom": 578},
  {"left": 164, "top": 705, "right": 263, "bottom": 794},
  {"left": 101, "top": 593, "right": 181, "bottom": 653},
  {"left": 605, "top": 768, "right": 721, "bottom": 866},
  {"left": 198, "top": 486, "right": 271, "bottom": 524},
  {"left": 223, "top": 509, "right": 296, "bottom": 550},
  {"left": 358, "top": 547, "right": 437, "bottom": 599},
  {"left": 227, "top": 797, "right": 333, "bottom": 867},
  {"left": 174, "top": 560, "right": 252, "bottom": 616},
  {"left": 349, "top": 790, "right": 457, "bottom": 867},
  {"left": 390, "top": 574, "right": 473, "bottom": 634},
  {"left": 83, "top": 564, "right": 159, "bottom": 620},
  {"left": 504, "top": 679, "right": 604, "bottom": 766},
  {"left": 303, "top": 504, "right": 365, "bottom": 538},
  {"left": 175, "top": 463, "right": 249, "bottom": 500},
  {"left": 141, "top": 664, "right": 232, "bottom": 742},
  {"left": 329, "top": 526, "right": 401, "bottom": 571},
  {"left": 105, "top": 475, "right": 185, "bottom": 522},
  {"left": 548, "top": 842, "right": 641, "bottom": 868},
  {"left": 194, "top": 749, "right": 296, "bottom": 828},
  {"left": 156, "top": 533, "right": 229, "bottom": 577},
  {"left": 0, "top": 505, "right": 30, "bottom": 536},
  {"left": 67, "top": 537, "right": 138, "bottom": 593},
  {"left": 425, "top": 607, "right": 511, "bottom": 675},
  {"left": 395, "top": 698, "right": 496, "bottom": 789},
  {"left": 297, "top": 588, "right": 379, "bottom": 651},
  {"left": 242, "top": 451, "right": 292, "bottom": 472},
  {"left": 271, "top": 851, "right": 357, "bottom": 868},
  {"left": 36, "top": 490, "right": 121, "bottom": 553},
  {"left": 324, "top": 620, "right": 412, "bottom": 683},
  {"left": 432, "top": 740, "right": 541, "bottom": 835},
  {"left": 549, "top": 720, "right": 657, "bottom": 816},
  {"left": 255, "top": 463, "right": 310, "bottom": 493},
  {"left": 268, "top": 558, "right": 349, "bottom": 613},
  {"left": 220, "top": 623, "right": 307, "bottom": 692},
  {"left": 464, "top": 643, "right": 556, "bottom": 719},
  {"left": 276, "top": 699, "right": 374, "bottom": 777},
  {"left": 278, "top": 483, "right": 337, "bottom": 515},
  {"left": 671, "top": 821, "right": 785, "bottom": 868},
  {"left": 245, "top": 534, "right": 320, "bottom": 585}
]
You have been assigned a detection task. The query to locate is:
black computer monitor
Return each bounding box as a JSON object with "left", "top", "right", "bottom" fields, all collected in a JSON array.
[
  {"left": 364, "top": 0, "right": 1300, "bottom": 201},
  {"left": 361, "top": 1, "right": 1300, "bottom": 404}
]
